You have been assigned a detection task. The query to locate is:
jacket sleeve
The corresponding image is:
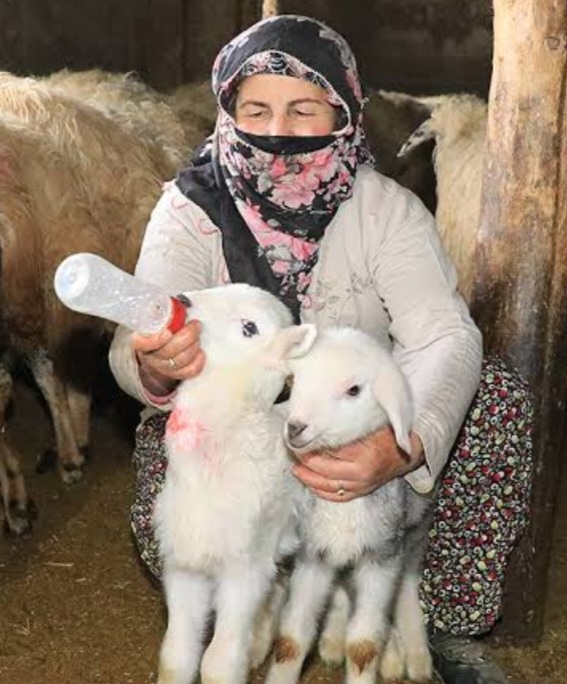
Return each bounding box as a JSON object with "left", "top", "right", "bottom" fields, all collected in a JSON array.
[
  {"left": 108, "top": 182, "right": 220, "bottom": 408},
  {"left": 369, "top": 187, "right": 483, "bottom": 493}
]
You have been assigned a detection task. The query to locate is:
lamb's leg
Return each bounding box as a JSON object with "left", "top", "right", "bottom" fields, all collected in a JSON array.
[
  {"left": 265, "top": 559, "right": 335, "bottom": 684},
  {"left": 380, "top": 628, "right": 406, "bottom": 682},
  {"left": 385, "top": 572, "right": 432, "bottom": 682},
  {"left": 318, "top": 584, "right": 350, "bottom": 665},
  {"left": 249, "top": 573, "right": 289, "bottom": 669},
  {"left": 344, "top": 555, "right": 402, "bottom": 684},
  {"left": 381, "top": 520, "right": 432, "bottom": 683},
  {"left": 27, "top": 351, "right": 85, "bottom": 484},
  {"left": 200, "top": 564, "right": 273, "bottom": 684},
  {"left": 158, "top": 565, "right": 213, "bottom": 684},
  {"left": 66, "top": 383, "right": 92, "bottom": 458}
]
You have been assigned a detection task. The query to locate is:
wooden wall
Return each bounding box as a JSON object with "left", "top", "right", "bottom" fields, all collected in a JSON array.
[
  {"left": 0, "top": 0, "right": 492, "bottom": 94},
  {"left": 276, "top": 0, "right": 493, "bottom": 95},
  {"left": 0, "top": 0, "right": 148, "bottom": 79},
  {"left": 0, "top": 0, "right": 260, "bottom": 90}
]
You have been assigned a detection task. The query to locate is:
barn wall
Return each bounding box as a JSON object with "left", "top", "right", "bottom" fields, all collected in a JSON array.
[
  {"left": 144, "top": 0, "right": 262, "bottom": 88},
  {"left": 0, "top": 0, "right": 147, "bottom": 78},
  {"left": 0, "top": 0, "right": 491, "bottom": 94},
  {"left": 0, "top": 0, "right": 259, "bottom": 90},
  {"left": 277, "top": 0, "right": 493, "bottom": 95}
]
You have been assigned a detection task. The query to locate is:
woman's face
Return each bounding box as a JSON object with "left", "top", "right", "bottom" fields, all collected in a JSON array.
[{"left": 235, "top": 74, "right": 337, "bottom": 137}]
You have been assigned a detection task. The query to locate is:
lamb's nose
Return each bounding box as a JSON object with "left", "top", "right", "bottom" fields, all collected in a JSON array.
[{"left": 287, "top": 421, "right": 307, "bottom": 442}]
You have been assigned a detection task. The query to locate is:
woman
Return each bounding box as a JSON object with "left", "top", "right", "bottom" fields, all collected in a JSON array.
[{"left": 109, "top": 14, "right": 532, "bottom": 684}]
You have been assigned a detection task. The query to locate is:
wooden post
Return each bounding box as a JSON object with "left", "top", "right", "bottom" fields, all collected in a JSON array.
[{"left": 471, "top": 0, "right": 567, "bottom": 641}]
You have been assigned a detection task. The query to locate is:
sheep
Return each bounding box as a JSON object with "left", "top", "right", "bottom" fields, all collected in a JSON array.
[
  {"left": 167, "top": 80, "right": 217, "bottom": 156},
  {"left": 153, "top": 283, "right": 317, "bottom": 684},
  {"left": 393, "top": 92, "right": 488, "bottom": 304},
  {"left": 363, "top": 90, "right": 436, "bottom": 213},
  {"left": 0, "top": 70, "right": 191, "bottom": 485},
  {"left": 41, "top": 68, "right": 192, "bottom": 171},
  {"left": 265, "top": 327, "right": 433, "bottom": 684}
]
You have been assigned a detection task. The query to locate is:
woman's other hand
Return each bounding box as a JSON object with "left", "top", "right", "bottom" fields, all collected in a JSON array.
[
  {"left": 292, "top": 427, "right": 425, "bottom": 502},
  {"left": 132, "top": 319, "right": 205, "bottom": 396}
]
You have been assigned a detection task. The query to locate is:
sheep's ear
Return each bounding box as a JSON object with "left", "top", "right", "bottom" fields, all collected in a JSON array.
[
  {"left": 374, "top": 90, "right": 438, "bottom": 158},
  {"left": 270, "top": 324, "right": 317, "bottom": 361},
  {"left": 397, "top": 119, "right": 435, "bottom": 158},
  {"left": 372, "top": 366, "right": 414, "bottom": 454},
  {"left": 378, "top": 90, "right": 445, "bottom": 113}
]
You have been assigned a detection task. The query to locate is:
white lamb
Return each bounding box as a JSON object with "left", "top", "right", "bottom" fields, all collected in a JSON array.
[
  {"left": 152, "top": 283, "right": 317, "bottom": 684},
  {"left": 266, "top": 327, "right": 433, "bottom": 684}
]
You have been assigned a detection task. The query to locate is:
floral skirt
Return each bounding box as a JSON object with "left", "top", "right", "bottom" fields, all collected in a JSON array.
[{"left": 130, "top": 355, "right": 533, "bottom": 636}]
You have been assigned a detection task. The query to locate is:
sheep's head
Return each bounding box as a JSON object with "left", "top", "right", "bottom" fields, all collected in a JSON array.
[
  {"left": 179, "top": 283, "right": 315, "bottom": 369},
  {"left": 386, "top": 92, "right": 487, "bottom": 159},
  {"left": 285, "top": 328, "right": 413, "bottom": 454},
  {"left": 176, "top": 283, "right": 317, "bottom": 407}
]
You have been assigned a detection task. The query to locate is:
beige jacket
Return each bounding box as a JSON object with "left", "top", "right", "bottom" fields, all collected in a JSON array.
[{"left": 109, "top": 165, "right": 482, "bottom": 494}]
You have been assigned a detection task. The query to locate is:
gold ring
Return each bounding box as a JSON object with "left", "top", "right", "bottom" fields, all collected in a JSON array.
[
  {"left": 168, "top": 357, "right": 178, "bottom": 370},
  {"left": 336, "top": 481, "right": 346, "bottom": 497}
]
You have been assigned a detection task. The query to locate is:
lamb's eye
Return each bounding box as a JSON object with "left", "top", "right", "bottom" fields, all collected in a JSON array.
[
  {"left": 346, "top": 384, "right": 361, "bottom": 397},
  {"left": 242, "top": 320, "right": 259, "bottom": 337}
]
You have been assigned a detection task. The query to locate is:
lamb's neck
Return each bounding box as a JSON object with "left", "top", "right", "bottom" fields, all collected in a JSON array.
[
  {"left": 166, "top": 361, "right": 282, "bottom": 470},
  {"left": 174, "top": 360, "right": 277, "bottom": 427}
]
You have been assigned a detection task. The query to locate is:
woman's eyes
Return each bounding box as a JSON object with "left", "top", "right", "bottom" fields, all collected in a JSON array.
[
  {"left": 242, "top": 108, "right": 317, "bottom": 119},
  {"left": 244, "top": 109, "right": 268, "bottom": 119},
  {"left": 291, "top": 107, "right": 317, "bottom": 118}
]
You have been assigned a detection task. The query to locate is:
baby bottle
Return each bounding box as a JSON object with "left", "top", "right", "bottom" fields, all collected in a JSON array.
[{"left": 54, "top": 253, "right": 187, "bottom": 334}]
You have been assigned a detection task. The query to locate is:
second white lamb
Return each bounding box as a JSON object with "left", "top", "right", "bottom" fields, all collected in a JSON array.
[{"left": 266, "top": 326, "right": 434, "bottom": 684}]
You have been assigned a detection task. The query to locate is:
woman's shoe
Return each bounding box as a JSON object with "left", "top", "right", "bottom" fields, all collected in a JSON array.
[{"left": 429, "top": 631, "right": 514, "bottom": 684}]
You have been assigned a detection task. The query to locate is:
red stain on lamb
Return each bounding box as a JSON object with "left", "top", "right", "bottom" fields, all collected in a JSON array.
[{"left": 166, "top": 409, "right": 210, "bottom": 453}]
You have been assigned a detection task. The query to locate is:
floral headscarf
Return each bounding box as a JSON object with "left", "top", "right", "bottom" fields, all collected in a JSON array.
[{"left": 177, "top": 15, "right": 372, "bottom": 320}]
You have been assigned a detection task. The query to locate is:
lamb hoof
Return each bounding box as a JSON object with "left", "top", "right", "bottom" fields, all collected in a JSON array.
[
  {"left": 318, "top": 636, "right": 345, "bottom": 666},
  {"left": 406, "top": 650, "right": 433, "bottom": 683},
  {"left": 3, "top": 499, "right": 37, "bottom": 537},
  {"left": 61, "top": 461, "right": 85, "bottom": 484},
  {"left": 380, "top": 632, "right": 405, "bottom": 681},
  {"left": 36, "top": 449, "right": 86, "bottom": 483}
]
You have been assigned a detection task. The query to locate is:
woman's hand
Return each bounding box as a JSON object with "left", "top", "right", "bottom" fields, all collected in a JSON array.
[
  {"left": 132, "top": 319, "right": 205, "bottom": 396},
  {"left": 292, "top": 427, "right": 425, "bottom": 502}
]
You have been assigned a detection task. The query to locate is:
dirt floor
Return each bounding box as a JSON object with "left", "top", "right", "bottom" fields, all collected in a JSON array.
[{"left": 0, "top": 377, "right": 566, "bottom": 684}]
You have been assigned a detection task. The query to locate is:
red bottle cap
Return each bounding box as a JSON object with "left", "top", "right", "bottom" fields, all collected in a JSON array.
[{"left": 167, "top": 297, "right": 188, "bottom": 333}]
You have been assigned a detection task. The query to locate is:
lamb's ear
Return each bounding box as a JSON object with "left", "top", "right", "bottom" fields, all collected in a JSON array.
[
  {"left": 397, "top": 119, "right": 435, "bottom": 158},
  {"left": 270, "top": 324, "right": 318, "bottom": 361},
  {"left": 372, "top": 365, "right": 414, "bottom": 454}
]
